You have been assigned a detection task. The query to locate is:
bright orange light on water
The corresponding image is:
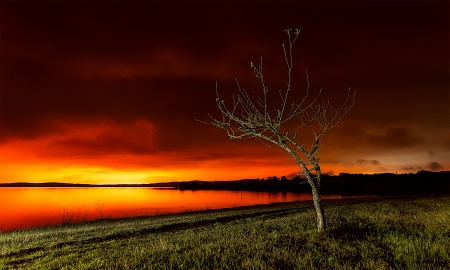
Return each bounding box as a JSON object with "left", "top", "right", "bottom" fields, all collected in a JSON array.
[{"left": 0, "top": 187, "right": 345, "bottom": 231}]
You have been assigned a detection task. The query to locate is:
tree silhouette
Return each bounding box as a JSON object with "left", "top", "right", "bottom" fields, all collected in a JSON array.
[{"left": 198, "top": 28, "right": 355, "bottom": 233}]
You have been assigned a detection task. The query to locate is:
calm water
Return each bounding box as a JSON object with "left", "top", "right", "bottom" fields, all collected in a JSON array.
[{"left": 0, "top": 188, "right": 344, "bottom": 231}]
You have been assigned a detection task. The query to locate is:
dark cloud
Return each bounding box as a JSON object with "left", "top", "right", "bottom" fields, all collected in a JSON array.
[
  {"left": 401, "top": 162, "right": 445, "bottom": 173},
  {"left": 328, "top": 124, "right": 425, "bottom": 152},
  {"left": 366, "top": 126, "right": 424, "bottom": 149},
  {"left": 355, "top": 159, "right": 380, "bottom": 166},
  {"left": 400, "top": 166, "right": 424, "bottom": 172},
  {"left": 34, "top": 117, "right": 292, "bottom": 170},
  {"left": 426, "top": 162, "right": 444, "bottom": 171},
  {"left": 1, "top": 1, "right": 449, "bottom": 180},
  {"left": 43, "top": 120, "right": 158, "bottom": 157}
]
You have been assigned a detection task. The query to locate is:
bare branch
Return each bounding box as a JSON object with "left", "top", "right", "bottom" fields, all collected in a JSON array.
[{"left": 198, "top": 28, "right": 355, "bottom": 233}]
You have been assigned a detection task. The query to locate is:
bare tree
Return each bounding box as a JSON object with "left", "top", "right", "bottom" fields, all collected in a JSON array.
[{"left": 197, "top": 28, "right": 355, "bottom": 233}]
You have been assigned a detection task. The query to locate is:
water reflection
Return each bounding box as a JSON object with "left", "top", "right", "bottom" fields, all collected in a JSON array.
[{"left": 0, "top": 188, "right": 343, "bottom": 231}]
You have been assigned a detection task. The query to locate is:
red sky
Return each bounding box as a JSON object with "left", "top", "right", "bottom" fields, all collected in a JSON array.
[{"left": 1, "top": 1, "right": 449, "bottom": 184}]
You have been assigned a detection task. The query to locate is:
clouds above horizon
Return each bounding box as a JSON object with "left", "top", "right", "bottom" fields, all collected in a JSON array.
[
  {"left": 400, "top": 161, "right": 445, "bottom": 172},
  {"left": 1, "top": 1, "right": 449, "bottom": 183}
]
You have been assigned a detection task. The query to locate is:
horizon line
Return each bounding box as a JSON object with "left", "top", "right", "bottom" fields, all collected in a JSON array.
[{"left": 0, "top": 170, "right": 448, "bottom": 186}]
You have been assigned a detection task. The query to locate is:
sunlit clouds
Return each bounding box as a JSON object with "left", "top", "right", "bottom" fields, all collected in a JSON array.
[{"left": 1, "top": 2, "right": 448, "bottom": 184}]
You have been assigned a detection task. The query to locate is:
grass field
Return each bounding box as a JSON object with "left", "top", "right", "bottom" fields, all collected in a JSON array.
[{"left": 1, "top": 195, "right": 449, "bottom": 269}]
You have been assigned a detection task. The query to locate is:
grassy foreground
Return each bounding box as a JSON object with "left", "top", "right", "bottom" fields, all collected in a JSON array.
[{"left": 1, "top": 195, "right": 449, "bottom": 269}]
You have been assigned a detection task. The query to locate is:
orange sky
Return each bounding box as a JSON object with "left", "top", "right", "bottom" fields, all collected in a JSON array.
[{"left": 1, "top": 2, "right": 449, "bottom": 184}]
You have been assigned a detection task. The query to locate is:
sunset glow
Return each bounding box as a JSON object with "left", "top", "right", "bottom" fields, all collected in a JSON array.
[
  {"left": 1, "top": 2, "right": 449, "bottom": 184},
  {"left": 1, "top": 187, "right": 346, "bottom": 231}
]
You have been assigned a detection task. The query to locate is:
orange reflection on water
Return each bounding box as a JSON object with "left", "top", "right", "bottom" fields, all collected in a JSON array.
[{"left": 0, "top": 188, "right": 342, "bottom": 232}]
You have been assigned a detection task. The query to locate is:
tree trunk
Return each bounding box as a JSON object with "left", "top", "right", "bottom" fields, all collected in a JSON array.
[
  {"left": 288, "top": 151, "right": 326, "bottom": 233},
  {"left": 310, "top": 183, "right": 326, "bottom": 233}
]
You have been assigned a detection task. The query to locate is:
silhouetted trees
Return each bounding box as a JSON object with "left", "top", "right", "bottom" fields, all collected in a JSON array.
[{"left": 174, "top": 171, "right": 450, "bottom": 195}]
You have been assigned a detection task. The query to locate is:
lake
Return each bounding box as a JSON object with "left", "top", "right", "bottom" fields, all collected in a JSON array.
[{"left": 0, "top": 188, "right": 344, "bottom": 232}]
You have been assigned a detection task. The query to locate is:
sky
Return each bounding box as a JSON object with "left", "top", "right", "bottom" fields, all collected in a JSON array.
[{"left": 1, "top": 1, "right": 449, "bottom": 184}]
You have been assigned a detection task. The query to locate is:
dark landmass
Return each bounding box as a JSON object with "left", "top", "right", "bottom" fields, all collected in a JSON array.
[
  {"left": 1, "top": 171, "right": 449, "bottom": 196},
  {"left": 0, "top": 182, "right": 176, "bottom": 188},
  {"left": 174, "top": 171, "right": 450, "bottom": 196}
]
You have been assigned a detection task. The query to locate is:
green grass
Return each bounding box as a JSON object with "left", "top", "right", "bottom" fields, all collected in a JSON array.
[{"left": 1, "top": 195, "right": 449, "bottom": 269}]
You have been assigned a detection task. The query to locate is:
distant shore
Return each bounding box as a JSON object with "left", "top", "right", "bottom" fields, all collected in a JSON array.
[
  {"left": 1, "top": 170, "right": 449, "bottom": 196},
  {"left": 0, "top": 182, "right": 175, "bottom": 188}
]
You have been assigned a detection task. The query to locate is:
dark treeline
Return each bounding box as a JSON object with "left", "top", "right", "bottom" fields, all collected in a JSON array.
[
  {"left": 175, "top": 171, "right": 450, "bottom": 195},
  {"left": 2, "top": 171, "right": 448, "bottom": 195}
]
